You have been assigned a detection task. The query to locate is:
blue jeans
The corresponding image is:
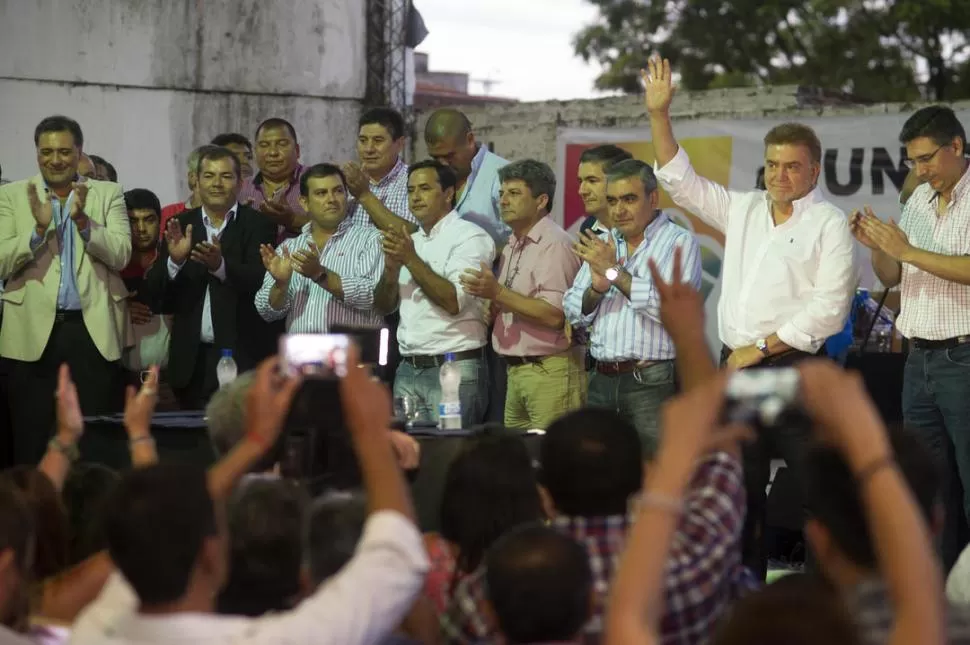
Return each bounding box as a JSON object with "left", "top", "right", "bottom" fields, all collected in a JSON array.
[
  {"left": 394, "top": 357, "right": 488, "bottom": 428},
  {"left": 903, "top": 343, "right": 970, "bottom": 570},
  {"left": 587, "top": 361, "right": 676, "bottom": 457}
]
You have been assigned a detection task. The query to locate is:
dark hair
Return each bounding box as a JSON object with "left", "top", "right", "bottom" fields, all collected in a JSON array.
[
  {"left": 605, "top": 158, "right": 659, "bottom": 195},
  {"left": 211, "top": 133, "right": 252, "bottom": 150},
  {"left": 197, "top": 145, "right": 241, "bottom": 179},
  {"left": 498, "top": 159, "right": 557, "bottom": 211},
  {"left": 899, "top": 105, "right": 967, "bottom": 154},
  {"left": 124, "top": 189, "right": 161, "bottom": 216},
  {"left": 763, "top": 123, "right": 822, "bottom": 165},
  {"left": 255, "top": 118, "right": 299, "bottom": 145},
  {"left": 89, "top": 155, "right": 118, "bottom": 182},
  {"left": 802, "top": 425, "right": 938, "bottom": 570},
  {"left": 359, "top": 107, "right": 406, "bottom": 141},
  {"left": 299, "top": 163, "right": 348, "bottom": 197},
  {"left": 217, "top": 479, "right": 309, "bottom": 617},
  {"left": 62, "top": 464, "right": 120, "bottom": 566},
  {"left": 579, "top": 144, "right": 633, "bottom": 168},
  {"left": 3, "top": 468, "right": 70, "bottom": 580},
  {"left": 713, "top": 574, "right": 859, "bottom": 645},
  {"left": 304, "top": 492, "right": 368, "bottom": 586},
  {"left": 440, "top": 431, "right": 544, "bottom": 576},
  {"left": 34, "top": 116, "right": 84, "bottom": 148},
  {"left": 0, "top": 479, "right": 35, "bottom": 577},
  {"left": 540, "top": 409, "right": 643, "bottom": 516},
  {"left": 485, "top": 524, "right": 592, "bottom": 645},
  {"left": 408, "top": 159, "right": 459, "bottom": 207},
  {"left": 104, "top": 463, "right": 218, "bottom": 606}
]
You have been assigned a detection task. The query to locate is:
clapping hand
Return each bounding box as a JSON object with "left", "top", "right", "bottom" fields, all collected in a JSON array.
[
  {"left": 260, "top": 196, "right": 295, "bottom": 228},
  {"left": 459, "top": 262, "right": 501, "bottom": 300},
  {"left": 856, "top": 207, "right": 912, "bottom": 260},
  {"left": 341, "top": 162, "right": 371, "bottom": 199},
  {"left": 190, "top": 237, "right": 223, "bottom": 271},
  {"left": 292, "top": 241, "right": 326, "bottom": 281},
  {"left": 382, "top": 224, "right": 415, "bottom": 271},
  {"left": 260, "top": 243, "right": 293, "bottom": 284},
  {"left": 68, "top": 179, "right": 90, "bottom": 229},
  {"left": 26, "top": 183, "right": 53, "bottom": 233},
  {"left": 164, "top": 219, "right": 194, "bottom": 264}
]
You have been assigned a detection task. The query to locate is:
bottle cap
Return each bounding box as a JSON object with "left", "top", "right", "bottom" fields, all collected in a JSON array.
[
  {"left": 221, "top": 349, "right": 233, "bottom": 358},
  {"left": 444, "top": 352, "right": 456, "bottom": 362}
]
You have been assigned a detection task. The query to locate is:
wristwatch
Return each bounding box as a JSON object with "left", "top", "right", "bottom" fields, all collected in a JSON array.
[
  {"left": 605, "top": 265, "right": 623, "bottom": 282},
  {"left": 755, "top": 338, "right": 770, "bottom": 357},
  {"left": 313, "top": 267, "right": 329, "bottom": 285}
]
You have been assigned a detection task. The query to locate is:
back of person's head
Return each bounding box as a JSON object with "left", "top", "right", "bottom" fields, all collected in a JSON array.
[
  {"left": 205, "top": 371, "right": 281, "bottom": 472},
  {"left": 485, "top": 524, "right": 592, "bottom": 645},
  {"left": 0, "top": 479, "right": 34, "bottom": 629},
  {"left": 803, "top": 424, "right": 938, "bottom": 570},
  {"left": 62, "top": 463, "right": 120, "bottom": 566},
  {"left": 217, "top": 478, "right": 309, "bottom": 616},
  {"left": 440, "top": 430, "right": 544, "bottom": 574},
  {"left": 714, "top": 574, "right": 859, "bottom": 645},
  {"left": 2, "top": 467, "right": 69, "bottom": 580},
  {"left": 304, "top": 492, "right": 368, "bottom": 587},
  {"left": 89, "top": 154, "right": 118, "bottom": 182},
  {"left": 540, "top": 408, "right": 643, "bottom": 517},
  {"left": 104, "top": 463, "right": 221, "bottom": 606}
]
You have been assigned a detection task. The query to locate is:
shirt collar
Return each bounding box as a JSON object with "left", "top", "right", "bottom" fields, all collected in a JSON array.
[
  {"left": 509, "top": 214, "right": 554, "bottom": 246},
  {"left": 299, "top": 215, "right": 354, "bottom": 238},
  {"left": 928, "top": 161, "right": 970, "bottom": 205},
  {"left": 201, "top": 202, "right": 238, "bottom": 227},
  {"left": 253, "top": 163, "right": 305, "bottom": 187},
  {"left": 419, "top": 210, "right": 457, "bottom": 239},
  {"left": 373, "top": 157, "right": 406, "bottom": 188},
  {"left": 763, "top": 187, "right": 824, "bottom": 219}
]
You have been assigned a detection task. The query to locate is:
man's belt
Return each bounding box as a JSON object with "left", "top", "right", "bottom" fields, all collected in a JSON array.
[
  {"left": 401, "top": 348, "right": 483, "bottom": 369},
  {"left": 504, "top": 355, "right": 546, "bottom": 367},
  {"left": 594, "top": 359, "right": 658, "bottom": 375},
  {"left": 911, "top": 335, "right": 970, "bottom": 351},
  {"left": 54, "top": 309, "right": 83, "bottom": 323}
]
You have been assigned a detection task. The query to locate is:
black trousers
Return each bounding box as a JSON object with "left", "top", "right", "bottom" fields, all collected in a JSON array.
[
  {"left": 7, "top": 312, "right": 123, "bottom": 465},
  {"left": 720, "top": 345, "right": 816, "bottom": 580},
  {"left": 173, "top": 344, "right": 222, "bottom": 411}
]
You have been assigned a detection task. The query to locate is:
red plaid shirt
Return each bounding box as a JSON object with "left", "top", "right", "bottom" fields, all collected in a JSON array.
[{"left": 439, "top": 451, "right": 757, "bottom": 645}]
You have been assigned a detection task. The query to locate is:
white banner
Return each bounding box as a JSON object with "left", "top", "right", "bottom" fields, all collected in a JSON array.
[{"left": 554, "top": 112, "right": 970, "bottom": 349}]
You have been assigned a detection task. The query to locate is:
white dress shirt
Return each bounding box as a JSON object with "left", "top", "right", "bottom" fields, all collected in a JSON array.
[
  {"left": 167, "top": 205, "right": 235, "bottom": 344},
  {"left": 67, "top": 511, "right": 429, "bottom": 645},
  {"left": 397, "top": 211, "right": 496, "bottom": 356},
  {"left": 896, "top": 166, "right": 970, "bottom": 340},
  {"left": 655, "top": 147, "right": 857, "bottom": 353}
]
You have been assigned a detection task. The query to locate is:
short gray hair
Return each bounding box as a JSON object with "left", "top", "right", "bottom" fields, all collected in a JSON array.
[
  {"left": 186, "top": 146, "right": 206, "bottom": 175},
  {"left": 605, "top": 159, "right": 658, "bottom": 195},
  {"left": 497, "top": 159, "right": 557, "bottom": 211},
  {"left": 205, "top": 371, "right": 257, "bottom": 456}
]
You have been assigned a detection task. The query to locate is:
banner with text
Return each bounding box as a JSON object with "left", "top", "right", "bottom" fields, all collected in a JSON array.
[{"left": 553, "top": 112, "right": 970, "bottom": 347}]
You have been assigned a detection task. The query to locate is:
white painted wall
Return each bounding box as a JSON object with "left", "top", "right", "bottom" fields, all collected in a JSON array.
[{"left": 0, "top": 0, "right": 367, "bottom": 202}]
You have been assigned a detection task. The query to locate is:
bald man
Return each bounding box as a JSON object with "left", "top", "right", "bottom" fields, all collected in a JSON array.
[{"left": 424, "top": 109, "right": 510, "bottom": 245}]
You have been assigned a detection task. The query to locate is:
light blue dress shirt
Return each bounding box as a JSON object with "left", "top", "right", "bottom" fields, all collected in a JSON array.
[
  {"left": 455, "top": 145, "right": 511, "bottom": 245},
  {"left": 29, "top": 185, "right": 91, "bottom": 310}
]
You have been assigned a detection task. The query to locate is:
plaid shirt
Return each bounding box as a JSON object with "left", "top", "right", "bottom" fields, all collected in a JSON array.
[
  {"left": 347, "top": 158, "right": 416, "bottom": 228},
  {"left": 237, "top": 164, "right": 308, "bottom": 244},
  {"left": 439, "top": 452, "right": 757, "bottom": 645},
  {"left": 848, "top": 577, "right": 970, "bottom": 645}
]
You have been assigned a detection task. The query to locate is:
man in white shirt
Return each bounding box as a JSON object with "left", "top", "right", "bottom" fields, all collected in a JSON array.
[
  {"left": 852, "top": 105, "right": 970, "bottom": 570},
  {"left": 646, "top": 55, "right": 857, "bottom": 578},
  {"left": 374, "top": 160, "right": 496, "bottom": 427},
  {"left": 69, "top": 354, "right": 429, "bottom": 645}
]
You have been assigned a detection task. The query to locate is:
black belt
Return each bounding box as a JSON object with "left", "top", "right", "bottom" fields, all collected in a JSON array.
[
  {"left": 504, "top": 355, "right": 545, "bottom": 367},
  {"left": 911, "top": 336, "right": 970, "bottom": 351},
  {"left": 54, "top": 309, "right": 83, "bottom": 323},
  {"left": 402, "top": 348, "right": 483, "bottom": 369},
  {"left": 594, "top": 360, "right": 659, "bottom": 375}
]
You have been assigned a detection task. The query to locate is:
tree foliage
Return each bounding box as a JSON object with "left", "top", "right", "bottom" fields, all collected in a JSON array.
[{"left": 573, "top": 0, "right": 970, "bottom": 101}]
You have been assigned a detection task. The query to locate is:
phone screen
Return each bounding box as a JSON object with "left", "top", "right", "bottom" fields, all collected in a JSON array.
[{"left": 280, "top": 334, "right": 350, "bottom": 379}]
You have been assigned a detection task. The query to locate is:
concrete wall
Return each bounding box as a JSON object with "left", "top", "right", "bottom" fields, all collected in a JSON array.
[{"left": 0, "top": 0, "right": 366, "bottom": 202}]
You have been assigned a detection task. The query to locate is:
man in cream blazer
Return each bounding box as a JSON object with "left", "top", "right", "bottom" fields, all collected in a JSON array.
[{"left": 0, "top": 116, "right": 131, "bottom": 464}]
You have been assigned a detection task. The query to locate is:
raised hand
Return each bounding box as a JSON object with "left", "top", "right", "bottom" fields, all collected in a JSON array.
[
  {"left": 124, "top": 365, "right": 160, "bottom": 439},
  {"left": 292, "top": 241, "right": 326, "bottom": 281},
  {"left": 68, "top": 179, "right": 90, "bottom": 228},
  {"left": 26, "top": 183, "right": 53, "bottom": 232},
  {"left": 260, "top": 243, "right": 293, "bottom": 283},
  {"left": 245, "top": 356, "right": 303, "bottom": 450},
  {"left": 849, "top": 208, "right": 879, "bottom": 250},
  {"left": 55, "top": 364, "right": 84, "bottom": 441},
  {"left": 381, "top": 224, "right": 415, "bottom": 270},
  {"left": 858, "top": 207, "right": 912, "bottom": 261},
  {"left": 574, "top": 230, "right": 617, "bottom": 275},
  {"left": 641, "top": 54, "right": 676, "bottom": 115},
  {"left": 341, "top": 161, "right": 371, "bottom": 199},
  {"left": 190, "top": 237, "right": 223, "bottom": 271},
  {"left": 164, "top": 219, "right": 193, "bottom": 264}
]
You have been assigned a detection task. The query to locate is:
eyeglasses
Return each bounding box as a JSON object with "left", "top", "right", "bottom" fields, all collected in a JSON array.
[{"left": 903, "top": 144, "right": 946, "bottom": 169}]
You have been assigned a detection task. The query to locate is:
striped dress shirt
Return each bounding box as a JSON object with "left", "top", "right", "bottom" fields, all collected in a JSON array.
[
  {"left": 254, "top": 219, "right": 384, "bottom": 333},
  {"left": 562, "top": 213, "right": 702, "bottom": 362},
  {"left": 346, "top": 158, "right": 416, "bottom": 227}
]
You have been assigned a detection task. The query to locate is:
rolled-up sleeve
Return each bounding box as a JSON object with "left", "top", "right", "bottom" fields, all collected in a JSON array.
[
  {"left": 339, "top": 229, "right": 385, "bottom": 310},
  {"left": 444, "top": 229, "right": 496, "bottom": 314},
  {"left": 654, "top": 146, "right": 734, "bottom": 233},
  {"left": 629, "top": 233, "right": 702, "bottom": 323},
  {"left": 776, "top": 213, "right": 857, "bottom": 353},
  {"left": 532, "top": 238, "right": 582, "bottom": 309},
  {"left": 563, "top": 262, "right": 599, "bottom": 328}
]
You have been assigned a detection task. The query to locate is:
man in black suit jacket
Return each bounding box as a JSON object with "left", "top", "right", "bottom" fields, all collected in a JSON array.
[{"left": 140, "top": 146, "right": 281, "bottom": 409}]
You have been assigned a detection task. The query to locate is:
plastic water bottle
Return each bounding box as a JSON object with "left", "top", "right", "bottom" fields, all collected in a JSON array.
[
  {"left": 438, "top": 353, "right": 462, "bottom": 430},
  {"left": 216, "top": 349, "right": 238, "bottom": 388}
]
